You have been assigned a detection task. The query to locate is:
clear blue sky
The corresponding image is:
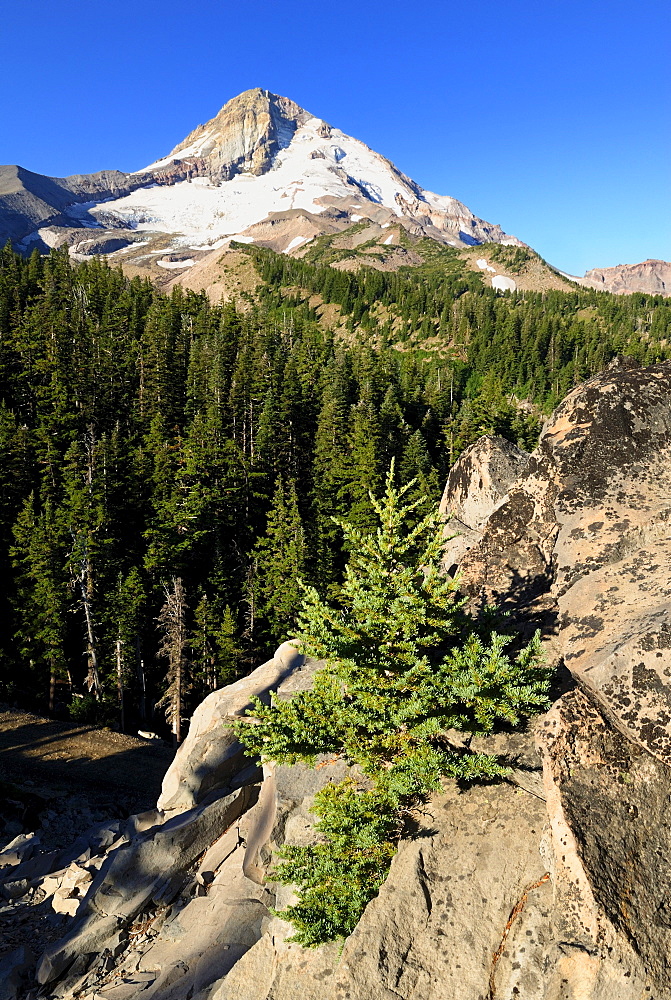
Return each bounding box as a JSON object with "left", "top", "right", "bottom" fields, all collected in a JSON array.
[{"left": 1, "top": 0, "right": 668, "bottom": 275}]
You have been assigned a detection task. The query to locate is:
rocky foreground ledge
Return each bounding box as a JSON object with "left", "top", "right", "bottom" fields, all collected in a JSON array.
[{"left": 3, "top": 357, "right": 671, "bottom": 999}]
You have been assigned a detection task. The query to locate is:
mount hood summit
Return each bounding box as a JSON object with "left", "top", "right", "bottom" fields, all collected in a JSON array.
[{"left": 1, "top": 88, "right": 522, "bottom": 263}]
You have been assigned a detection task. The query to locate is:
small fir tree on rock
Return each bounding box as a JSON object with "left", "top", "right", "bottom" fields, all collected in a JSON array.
[{"left": 235, "top": 465, "right": 551, "bottom": 946}]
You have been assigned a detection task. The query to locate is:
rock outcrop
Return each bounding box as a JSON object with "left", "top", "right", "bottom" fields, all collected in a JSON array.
[
  {"left": 6, "top": 359, "right": 671, "bottom": 997},
  {"left": 439, "top": 434, "right": 530, "bottom": 574},
  {"left": 577, "top": 258, "right": 671, "bottom": 296},
  {"left": 146, "top": 88, "right": 312, "bottom": 183},
  {"left": 458, "top": 356, "right": 671, "bottom": 761},
  {"left": 446, "top": 356, "right": 671, "bottom": 995}
]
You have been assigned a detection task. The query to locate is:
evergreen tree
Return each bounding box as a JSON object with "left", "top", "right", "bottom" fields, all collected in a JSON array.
[
  {"left": 254, "top": 476, "right": 307, "bottom": 642},
  {"left": 107, "top": 567, "right": 147, "bottom": 731},
  {"left": 237, "top": 466, "right": 550, "bottom": 945},
  {"left": 0, "top": 240, "right": 670, "bottom": 729},
  {"left": 11, "top": 495, "right": 70, "bottom": 709}
]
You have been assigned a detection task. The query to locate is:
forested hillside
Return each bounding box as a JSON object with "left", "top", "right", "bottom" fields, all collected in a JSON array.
[{"left": 1, "top": 242, "right": 670, "bottom": 737}]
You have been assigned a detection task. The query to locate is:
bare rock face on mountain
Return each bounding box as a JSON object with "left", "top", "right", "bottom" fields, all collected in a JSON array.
[
  {"left": 151, "top": 88, "right": 312, "bottom": 183},
  {"left": 0, "top": 164, "right": 141, "bottom": 245},
  {"left": 578, "top": 258, "right": 671, "bottom": 296}
]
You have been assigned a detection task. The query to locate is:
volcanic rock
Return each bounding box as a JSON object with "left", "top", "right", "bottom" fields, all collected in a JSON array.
[{"left": 578, "top": 258, "right": 671, "bottom": 296}]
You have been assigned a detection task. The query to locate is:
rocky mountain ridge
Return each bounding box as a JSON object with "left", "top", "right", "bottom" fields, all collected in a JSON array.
[
  {"left": 576, "top": 258, "right": 671, "bottom": 296},
  {"left": 3, "top": 89, "right": 521, "bottom": 269}
]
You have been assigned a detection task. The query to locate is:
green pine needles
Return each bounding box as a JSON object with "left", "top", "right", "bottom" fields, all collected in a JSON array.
[{"left": 234, "top": 465, "right": 551, "bottom": 946}]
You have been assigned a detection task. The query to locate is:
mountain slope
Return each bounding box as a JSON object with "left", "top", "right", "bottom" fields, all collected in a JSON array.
[{"left": 0, "top": 164, "right": 139, "bottom": 244}]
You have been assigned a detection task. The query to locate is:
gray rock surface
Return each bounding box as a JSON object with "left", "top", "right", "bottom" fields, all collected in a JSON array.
[
  {"left": 0, "top": 945, "right": 34, "bottom": 1000},
  {"left": 577, "top": 258, "right": 671, "bottom": 296},
  {"left": 157, "top": 641, "right": 309, "bottom": 813},
  {"left": 0, "top": 164, "right": 144, "bottom": 244},
  {"left": 36, "top": 786, "right": 255, "bottom": 985}
]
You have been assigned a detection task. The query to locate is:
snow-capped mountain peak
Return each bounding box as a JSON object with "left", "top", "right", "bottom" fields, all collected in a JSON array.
[
  {"left": 6, "top": 88, "right": 522, "bottom": 270},
  {"left": 74, "top": 88, "right": 521, "bottom": 250}
]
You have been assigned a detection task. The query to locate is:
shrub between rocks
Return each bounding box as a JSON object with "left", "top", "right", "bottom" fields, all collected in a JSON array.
[{"left": 235, "top": 466, "right": 550, "bottom": 946}]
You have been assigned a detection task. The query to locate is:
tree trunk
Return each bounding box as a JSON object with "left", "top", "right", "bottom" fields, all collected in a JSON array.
[
  {"left": 116, "top": 638, "right": 125, "bottom": 733},
  {"left": 136, "top": 639, "right": 147, "bottom": 721},
  {"left": 157, "top": 577, "right": 189, "bottom": 747},
  {"left": 81, "top": 557, "right": 101, "bottom": 697},
  {"left": 49, "top": 660, "right": 56, "bottom": 714}
]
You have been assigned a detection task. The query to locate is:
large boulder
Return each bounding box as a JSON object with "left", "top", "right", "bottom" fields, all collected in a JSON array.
[
  {"left": 452, "top": 357, "right": 671, "bottom": 995},
  {"left": 460, "top": 357, "right": 671, "bottom": 763}
]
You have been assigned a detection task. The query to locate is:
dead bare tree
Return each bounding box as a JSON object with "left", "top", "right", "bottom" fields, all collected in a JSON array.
[{"left": 156, "top": 576, "right": 190, "bottom": 745}]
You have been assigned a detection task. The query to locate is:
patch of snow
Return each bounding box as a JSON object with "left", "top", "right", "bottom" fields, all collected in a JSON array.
[
  {"left": 350, "top": 214, "right": 363, "bottom": 222},
  {"left": 156, "top": 259, "right": 196, "bottom": 269},
  {"left": 491, "top": 275, "right": 516, "bottom": 293},
  {"left": 17, "top": 230, "right": 41, "bottom": 247},
  {"left": 381, "top": 223, "right": 390, "bottom": 229},
  {"left": 500, "top": 240, "right": 520, "bottom": 246},
  {"left": 476, "top": 258, "right": 496, "bottom": 273},
  {"left": 64, "top": 201, "right": 108, "bottom": 228},
  {"left": 284, "top": 236, "right": 310, "bottom": 253},
  {"left": 111, "top": 240, "right": 150, "bottom": 255},
  {"left": 188, "top": 237, "right": 230, "bottom": 251},
  {"left": 383, "top": 234, "right": 394, "bottom": 245}
]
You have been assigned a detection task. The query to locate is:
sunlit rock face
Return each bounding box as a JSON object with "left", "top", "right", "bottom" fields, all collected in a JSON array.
[
  {"left": 578, "top": 259, "right": 671, "bottom": 296},
  {"left": 459, "top": 356, "right": 671, "bottom": 764}
]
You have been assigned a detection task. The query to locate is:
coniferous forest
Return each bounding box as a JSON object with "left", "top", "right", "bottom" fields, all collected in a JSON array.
[{"left": 2, "top": 241, "right": 670, "bottom": 738}]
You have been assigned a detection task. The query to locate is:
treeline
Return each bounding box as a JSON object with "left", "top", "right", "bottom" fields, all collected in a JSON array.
[{"left": 1, "top": 242, "right": 669, "bottom": 737}]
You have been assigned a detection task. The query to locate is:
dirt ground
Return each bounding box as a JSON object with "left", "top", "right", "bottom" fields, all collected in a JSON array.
[{"left": 0, "top": 708, "right": 175, "bottom": 812}]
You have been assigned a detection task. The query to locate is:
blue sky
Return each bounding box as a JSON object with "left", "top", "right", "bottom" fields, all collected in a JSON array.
[{"left": 1, "top": 0, "right": 668, "bottom": 274}]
